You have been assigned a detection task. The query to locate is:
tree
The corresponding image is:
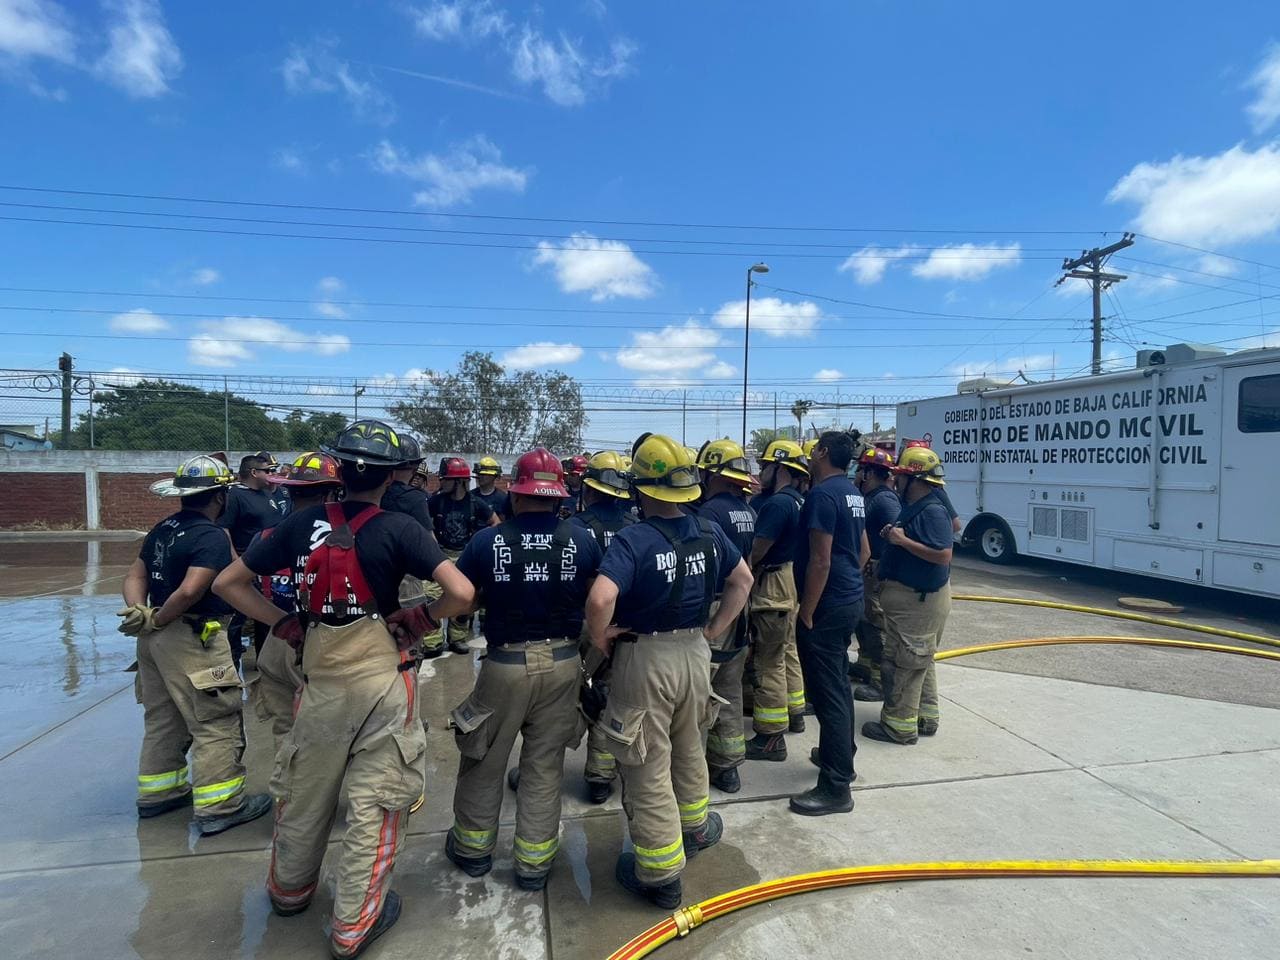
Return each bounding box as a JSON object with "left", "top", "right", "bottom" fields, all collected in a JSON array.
[
  {"left": 790, "top": 399, "right": 814, "bottom": 437},
  {"left": 749, "top": 426, "right": 796, "bottom": 453},
  {"left": 389, "top": 351, "right": 587, "bottom": 454},
  {"left": 283, "top": 409, "right": 348, "bottom": 450},
  {"left": 71, "top": 379, "right": 288, "bottom": 451}
]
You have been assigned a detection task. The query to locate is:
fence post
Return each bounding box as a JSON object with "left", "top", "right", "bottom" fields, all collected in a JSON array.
[{"left": 223, "top": 376, "right": 230, "bottom": 451}]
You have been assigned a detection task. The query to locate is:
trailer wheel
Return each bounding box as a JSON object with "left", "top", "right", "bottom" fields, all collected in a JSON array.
[{"left": 975, "top": 519, "right": 1016, "bottom": 565}]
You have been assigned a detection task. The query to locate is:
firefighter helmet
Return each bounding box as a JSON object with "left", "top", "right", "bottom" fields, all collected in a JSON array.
[
  {"left": 857, "top": 447, "right": 896, "bottom": 473},
  {"left": 561, "top": 455, "right": 589, "bottom": 478},
  {"left": 473, "top": 456, "right": 502, "bottom": 478},
  {"left": 268, "top": 451, "right": 343, "bottom": 488},
  {"left": 150, "top": 453, "right": 235, "bottom": 498},
  {"left": 759, "top": 439, "right": 809, "bottom": 476},
  {"left": 439, "top": 457, "right": 471, "bottom": 480},
  {"left": 508, "top": 448, "right": 569, "bottom": 498},
  {"left": 696, "top": 438, "right": 753, "bottom": 486},
  {"left": 802, "top": 438, "right": 819, "bottom": 460},
  {"left": 396, "top": 434, "right": 424, "bottom": 467},
  {"left": 583, "top": 450, "right": 632, "bottom": 500},
  {"left": 252, "top": 450, "right": 279, "bottom": 472},
  {"left": 631, "top": 434, "right": 701, "bottom": 503},
  {"left": 893, "top": 445, "right": 945, "bottom": 486},
  {"left": 321, "top": 419, "right": 404, "bottom": 467}
]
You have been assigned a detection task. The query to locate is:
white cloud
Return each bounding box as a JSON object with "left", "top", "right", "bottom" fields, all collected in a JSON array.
[
  {"left": 409, "top": 1, "right": 509, "bottom": 42},
  {"left": 100, "top": 366, "right": 142, "bottom": 386},
  {"left": 1196, "top": 253, "right": 1239, "bottom": 277},
  {"left": 94, "top": 0, "right": 181, "bottom": 98},
  {"left": 272, "top": 146, "right": 306, "bottom": 173},
  {"left": 533, "top": 231, "right": 657, "bottom": 301},
  {"left": 318, "top": 275, "right": 343, "bottom": 294},
  {"left": 814, "top": 368, "right": 844, "bottom": 382},
  {"left": 706, "top": 360, "right": 735, "bottom": 378},
  {"left": 366, "top": 368, "right": 433, "bottom": 390},
  {"left": 712, "top": 296, "right": 821, "bottom": 337},
  {"left": 313, "top": 301, "right": 347, "bottom": 319},
  {"left": 187, "top": 317, "right": 351, "bottom": 367},
  {"left": 370, "top": 136, "right": 529, "bottom": 207},
  {"left": 1107, "top": 143, "right": 1280, "bottom": 246},
  {"left": 191, "top": 266, "right": 219, "bottom": 286},
  {"left": 280, "top": 40, "right": 393, "bottom": 123},
  {"left": 511, "top": 27, "right": 634, "bottom": 106},
  {"left": 948, "top": 353, "right": 1057, "bottom": 378},
  {"left": 501, "top": 341, "right": 583, "bottom": 369},
  {"left": 837, "top": 245, "right": 917, "bottom": 285},
  {"left": 911, "top": 243, "right": 1022, "bottom": 281},
  {"left": 615, "top": 321, "right": 720, "bottom": 373},
  {"left": 1246, "top": 43, "right": 1280, "bottom": 133},
  {"left": 0, "top": 0, "right": 75, "bottom": 62},
  {"left": 109, "top": 307, "right": 169, "bottom": 332}
]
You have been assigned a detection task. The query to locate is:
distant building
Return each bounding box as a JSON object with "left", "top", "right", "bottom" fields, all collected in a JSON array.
[{"left": 1, "top": 429, "right": 52, "bottom": 452}]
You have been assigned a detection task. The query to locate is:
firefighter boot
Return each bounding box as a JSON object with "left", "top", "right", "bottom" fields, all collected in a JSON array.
[
  {"left": 615, "top": 852, "right": 682, "bottom": 909},
  {"left": 588, "top": 780, "right": 612, "bottom": 804},
  {"left": 710, "top": 766, "right": 741, "bottom": 794},
  {"left": 197, "top": 792, "right": 272, "bottom": 837},
  {"left": 853, "top": 682, "right": 884, "bottom": 702},
  {"left": 682, "top": 811, "right": 723, "bottom": 858},
  {"left": 788, "top": 714, "right": 806, "bottom": 733},
  {"left": 745, "top": 732, "right": 786, "bottom": 762},
  {"left": 137, "top": 792, "right": 191, "bottom": 819},
  {"left": 789, "top": 784, "right": 854, "bottom": 817},
  {"left": 445, "top": 830, "right": 492, "bottom": 877},
  {"left": 329, "top": 890, "right": 401, "bottom": 960},
  {"left": 862, "top": 720, "right": 917, "bottom": 745}
]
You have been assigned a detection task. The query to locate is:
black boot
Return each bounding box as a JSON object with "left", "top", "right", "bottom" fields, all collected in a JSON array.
[
  {"left": 745, "top": 732, "right": 787, "bottom": 762},
  {"left": 710, "top": 766, "right": 741, "bottom": 793},
  {"left": 615, "top": 852, "right": 682, "bottom": 909},
  {"left": 808, "top": 747, "right": 857, "bottom": 782},
  {"left": 861, "top": 720, "right": 916, "bottom": 745},
  {"left": 788, "top": 714, "right": 806, "bottom": 733},
  {"left": 329, "top": 890, "right": 401, "bottom": 959},
  {"left": 918, "top": 720, "right": 938, "bottom": 737},
  {"left": 682, "top": 812, "right": 723, "bottom": 858},
  {"left": 587, "top": 780, "right": 612, "bottom": 804},
  {"left": 848, "top": 661, "right": 872, "bottom": 683},
  {"left": 197, "top": 793, "right": 273, "bottom": 837},
  {"left": 507, "top": 767, "right": 520, "bottom": 791},
  {"left": 852, "top": 683, "right": 883, "bottom": 702},
  {"left": 789, "top": 784, "right": 854, "bottom": 817},
  {"left": 445, "top": 831, "right": 492, "bottom": 877},
  {"left": 137, "top": 792, "right": 191, "bottom": 819}
]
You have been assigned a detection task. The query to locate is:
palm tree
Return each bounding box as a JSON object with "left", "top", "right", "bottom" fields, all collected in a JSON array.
[{"left": 790, "top": 399, "right": 813, "bottom": 438}]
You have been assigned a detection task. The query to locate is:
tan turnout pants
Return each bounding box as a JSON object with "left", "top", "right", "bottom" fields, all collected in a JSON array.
[
  {"left": 879, "top": 580, "right": 951, "bottom": 742},
  {"left": 251, "top": 629, "right": 303, "bottom": 754},
  {"left": 421, "top": 551, "right": 471, "bottom": 650},
  {"left": 135, "top": 619, "right": 247, "bottom": 817},
  {"left": 749, "top": 564, "right": 804, "bottom": 734},
  {"left": 266, "top": 618, "right": 427, "bottom": 954},
  {"left": 448, "top": 640, "right": 582, "bottom": 880},
  {"left": 601, "top": 630, "right": 718, "bottom": 886},
  {"left": 706, "top": 604, "right": 746, "bottom": 772},
  {"left": 854, "top": 561, "right": 886, "bottom": 684}
]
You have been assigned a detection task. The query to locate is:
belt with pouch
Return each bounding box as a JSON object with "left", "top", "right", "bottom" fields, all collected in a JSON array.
[{"left": 486, "top": 638, "right": 579, "bottom": 665}]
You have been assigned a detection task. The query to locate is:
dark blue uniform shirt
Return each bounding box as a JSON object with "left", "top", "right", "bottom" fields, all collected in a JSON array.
[
  {"left": 752, "top": 486, "right": 804, "bottom": 567},
  {"left": 571, "top": 499, "right": 635, "bottom": 548},
  {"left": 864, "top": 485, "right": 902, "bottom": 561},
  {"left": 794, "top": 475, "right": 866, "bottom": 613},
  {"left": 142, "top": 509, "right": 233, "bottom": 616},
  {"left": 877, "top": 491, "right": 952, "bottom": 594},
  {"left": 694, "top": 492, "right": 755, "bottom": 559},
  {"left": 381, "top": 479, "right": 434, "bottom": 530}
]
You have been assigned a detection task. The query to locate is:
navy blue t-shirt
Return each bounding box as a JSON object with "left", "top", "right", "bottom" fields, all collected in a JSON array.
[
  {"left": 571, "top": 499, "right": 635, "bottom": 548},
  {"left": 457, "top": 512, "right": 603, "bottom": 644},
  {"left": 794, "top": 475, "right": 866, "bottom": 612},
  {"left": 141, "top": 510, "right": 233, "bottom": 616},
  {"left": 599, "top": 515, "right": 742, "bottom": 633},
  {"left": 752, "top": 487, "right": 803, "bottom": 567},
  {"left": 864, "top": 485, "right": 902, "bottom": 561},
  {"left": 473, "top": 487, "right": 507, "bottom": 519},
  {"left": 381, "top": 480, "right": 434, "bottom": 530},
  {"left": 694, "top": 492, "right": 755, "bottom": 558},
  {"left": 877, "top": 491, "right": 953, "bottom": 593},
  {"left": 219, "top": 484, "right": 289, "bottom": 554}
]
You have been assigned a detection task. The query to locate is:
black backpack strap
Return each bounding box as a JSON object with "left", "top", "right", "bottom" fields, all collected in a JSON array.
[
  {"left": 646, "top": 517, "right": 719, "bottom": 632},
  {"left": 500, "top": 519, "right": 577, "bottom": 642}
]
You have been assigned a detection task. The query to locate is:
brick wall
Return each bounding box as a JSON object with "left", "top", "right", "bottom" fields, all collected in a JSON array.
[
  {"left": 0, "top": 472, "right": 85, "bottom": 528},
  {"left": 97, "top": 473, "right": 173, "bottom": 530}
]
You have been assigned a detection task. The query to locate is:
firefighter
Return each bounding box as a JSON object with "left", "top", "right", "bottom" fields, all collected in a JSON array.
[
  {"left": 426, "top": 456, "right": 498, "bottom": 655},
  {"left": 570, "top": 449, "right": 636, "bottom": 802},
  {"left": 381, "top": 436, "right": 442, "bottom": 656},
  {"left": 862, "top": 446, "right": 952, "bottom": 746},
  {"left": 693, "top": 439, "right": 756, "bottom": 794},
  {"left": 444, "top": 449, "right": 604, "bottom": 889},
  {"left": 791, "top": 432, "right": 869, "bottom": 816},
  {"left": 744, "top": 439, "right": 808, "bottom": 762},
  {"left": 472, "top": 457, "right": 507, "bottom": 519},
  {"left": 249, "top": 452, "right": 344, "bottom": 752},
  {"left": 850, "top": 448, "right": 901, "bottom": 701},
  {"left": 219, "top": 451, "right": 289, "bottom": 663},
  {"left": 213, "top": 419, "right": 474, "bottom": 959},
  {"left": 118, "top": 453, "right": 272, "bottom": 835},
  {"left": 560, "top": 454, "right": 589, "bottom": 516},
  {"left": 585, "top": 435, "right": 753, "bottom": 908}
]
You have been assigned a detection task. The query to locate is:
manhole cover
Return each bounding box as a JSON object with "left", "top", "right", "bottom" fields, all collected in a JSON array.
[{"left": 1117, "top": 596, "right": 1185, "bottom": 614}]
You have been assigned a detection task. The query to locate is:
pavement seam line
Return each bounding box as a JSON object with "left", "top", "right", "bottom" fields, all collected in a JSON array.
[
  {"left": 0, "top": 571, "right": 128, "bottom": 602},
  {"left": 935, "top": 691, "right": 1078, "bottom": 769},
  {"left": 0, "top": 681, "right": 133, "bottom": 764},
  {"left": 1084, "top": 745, "right": 1280, "bottom": 771}
]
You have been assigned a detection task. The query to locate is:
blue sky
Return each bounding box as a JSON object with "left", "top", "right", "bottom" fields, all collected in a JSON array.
[{"left": 3, "top": 1, "right": 1280, "bottom": 447}]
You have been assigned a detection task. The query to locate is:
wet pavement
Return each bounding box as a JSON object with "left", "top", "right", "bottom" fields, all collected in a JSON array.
[{"left": 0, "top": 539, "right": 1277, "bottom": 959}]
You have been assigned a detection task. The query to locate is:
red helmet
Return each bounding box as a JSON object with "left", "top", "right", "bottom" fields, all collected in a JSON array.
[
  {"left": 267, "top": 452, "right": 343, "bottom": 487},
  {"left": 561, "top": 455, "right": 589, "bottom": 478},
  {"left": 857, "top": 448, "right": 895, "bottom": 471},
  {"left": 439, "top": 457, "right": 471, "bottom": 480},
  {"left": 510, "top": 448, "right": 570, "bottom": 498}
]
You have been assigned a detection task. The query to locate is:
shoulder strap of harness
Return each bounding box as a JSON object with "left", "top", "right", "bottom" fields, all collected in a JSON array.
[
  {"left": 499, "top": 519, "right": 577, "bottom": 641},
  {"left": 298, "top": 503, "right": 381, "bottom": 620},
  {"left": 894, "top": 489, "right": 939, "bottom": 531},
  {"left": 646, "top": 516, "right": 719, "bottom": 632}
]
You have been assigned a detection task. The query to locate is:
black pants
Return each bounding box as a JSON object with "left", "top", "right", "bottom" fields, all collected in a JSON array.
[{"left": 797, "top": 600, "right": 863, "bottom": 793}]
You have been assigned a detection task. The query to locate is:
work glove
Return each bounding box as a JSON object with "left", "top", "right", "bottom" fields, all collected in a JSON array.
[
  {"left": 116, "top": 604, "right": 157, "bottom": 637},
  {"left": 386, "top": 605, "right": 439, "bottom": 652},
  {"left": 272, "top": 613, "right": 307, "bottom": 650}
]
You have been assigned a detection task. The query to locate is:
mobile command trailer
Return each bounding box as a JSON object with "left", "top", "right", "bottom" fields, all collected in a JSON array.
[{"left": 894, "top": 344, "right": 1280, "bottom": 600}]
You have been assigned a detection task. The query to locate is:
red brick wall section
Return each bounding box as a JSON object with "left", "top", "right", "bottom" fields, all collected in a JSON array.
[
  {"left": 98, "top": 473, "right": 173, "bottom": 530},
  {"left": 0, "top": 472, "right": 86, "bottom": 529}
]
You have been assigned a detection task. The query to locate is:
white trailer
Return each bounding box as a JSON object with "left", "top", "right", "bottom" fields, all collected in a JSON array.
[{"left": 895, "top": 344, "right": 1280, "bottom": 599}]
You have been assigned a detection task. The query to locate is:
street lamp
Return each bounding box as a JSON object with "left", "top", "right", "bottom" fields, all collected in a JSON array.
[{"left": 742, "top": 262, "right": 770, "bottom": 448}]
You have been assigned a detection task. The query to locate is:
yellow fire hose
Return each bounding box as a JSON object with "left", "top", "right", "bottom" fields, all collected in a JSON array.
[
  {"left": 605, "top": 859, "right": 1280, "bottom": 960},
  {"left": 952, "top": 595, "right": 1280, "bottom": 649},
  {"left": 937, "top": 635, "right": 1280, "bottom": 663}
]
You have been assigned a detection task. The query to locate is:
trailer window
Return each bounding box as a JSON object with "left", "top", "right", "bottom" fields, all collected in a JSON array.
[{"left": 1239, "top": 374, "right": 1280, "bottom": 433}]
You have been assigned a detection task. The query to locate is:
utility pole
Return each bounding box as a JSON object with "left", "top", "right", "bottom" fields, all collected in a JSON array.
[
  {"left": 681, "top": 390, "right": 687, "bottom": 446},
  {"left": 58, "top": 353, "right": 73, "bottom": 448},
  {"left": 1057, "top": 233, "right": 1134, "bottom": 375}
]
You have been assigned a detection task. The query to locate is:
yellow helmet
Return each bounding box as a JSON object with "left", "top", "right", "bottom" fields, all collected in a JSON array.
[
  {"left": 760, "top": 439, "right": 809, "bottom": 476},
  {"left": 696, "top": 438, "right": 753, "bottom": 486},
  {"left": 893, "top": 445, "right": 946, "bottom": 486},
  {"left": 631, "top": 433, "right": 701, "bottom": 503},
  {"left": 583, "top": 450, "right": 632, "bottom": 500},
  {"left": 473, "top": 456, "right": 501, "bottom": 477},
  {"left": 802, "top": 438, "right": 819, "bottom": 460},
  {"left": 150, "top": 453, "right": 235, "bottom": 498}
]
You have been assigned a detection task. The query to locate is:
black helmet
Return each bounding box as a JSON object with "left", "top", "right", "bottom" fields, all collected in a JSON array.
[
  {"left": 321, "top": 419, "right": 405, "bottom": 468},
  {"left": 397, "top": 434, "right": 424, "bottom": 467}
]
